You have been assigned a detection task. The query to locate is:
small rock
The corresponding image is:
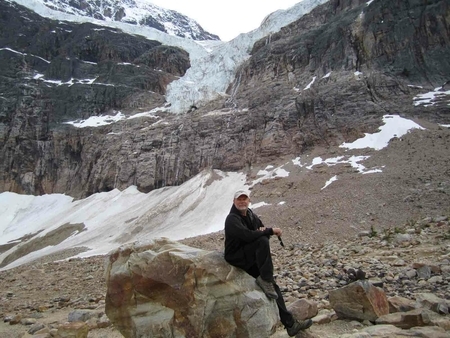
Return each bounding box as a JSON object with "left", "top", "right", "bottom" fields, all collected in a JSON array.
[
  {"left": 20, "top": 318, "right": 37, "bottom": 325},
  {"left": 28, "top": 322, "right": 45, "bottom": 334}
]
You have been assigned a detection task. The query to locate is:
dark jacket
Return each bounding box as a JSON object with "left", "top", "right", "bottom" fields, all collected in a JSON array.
[{"left": 224, "top": 204, "right": 273, "bottom": 265}]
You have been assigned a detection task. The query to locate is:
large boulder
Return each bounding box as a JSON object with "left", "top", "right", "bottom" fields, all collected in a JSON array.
[
  {"left": 104, "top": 238, "right": 278, "bottom": 338},
  {"left": 329, "top": 280, "right": 389, "bottom": 321}
]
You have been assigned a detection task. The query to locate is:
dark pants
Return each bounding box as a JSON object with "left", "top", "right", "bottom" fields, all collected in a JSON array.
[{"left": 229, "top": 236, "right": 294, "bottom": 327}]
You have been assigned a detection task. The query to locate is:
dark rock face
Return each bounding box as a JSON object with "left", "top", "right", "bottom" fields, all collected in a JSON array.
[
  {"left": 233, "top": 0, "right": 450, "bottom": 153},
  {"left": 0, "top": 0, "right": 449, "bottom": 198},
  {"left": 252, "top": 0, "right": 450, "bottom": 84},
  {"left": 0, "top": 0, "right": 190, "bottom": 197}
]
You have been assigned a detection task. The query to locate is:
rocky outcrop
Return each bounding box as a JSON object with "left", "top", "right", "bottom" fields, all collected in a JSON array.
[
  {"left": 250, "top": 0, "right": 450, "bottom": 84},
  {"left": 0, "top": 0, "right": 189, "bottom": 197},
  {"left": 104, "top": 239, "right": 278, "bottom": 338},
  {"left": 233, "top": 0, "right": 450, "bottom": 150}
]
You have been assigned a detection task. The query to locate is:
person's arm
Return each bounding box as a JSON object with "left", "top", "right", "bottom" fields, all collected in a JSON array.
[
  {"left": 252, "top": 211, "right": 282, "bottom": 236},
  {"left": 225, "top": 214, "right": 273, "bottom": 243}
]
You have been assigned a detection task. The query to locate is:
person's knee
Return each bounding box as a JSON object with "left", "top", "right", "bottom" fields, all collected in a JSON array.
[{"left": 255, "top": 236, "right": 270, "bottom": 249}]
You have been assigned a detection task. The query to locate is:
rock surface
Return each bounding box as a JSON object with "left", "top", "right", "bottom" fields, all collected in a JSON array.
[
  {"left": 105, "top": 239, "right": 278, "bottom": 338},
  {"left": 329, "top": 280, "right": 389, "bottom": 321}
]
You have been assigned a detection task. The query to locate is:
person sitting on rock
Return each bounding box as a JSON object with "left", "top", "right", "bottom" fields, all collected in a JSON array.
[{"left": 224, "top": 189, "right": 313, "bottom": 337}]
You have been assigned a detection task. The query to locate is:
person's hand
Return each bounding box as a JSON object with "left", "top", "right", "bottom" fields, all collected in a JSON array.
[{"left": 272, "top": 228, "right": 282, "bottom": 236}]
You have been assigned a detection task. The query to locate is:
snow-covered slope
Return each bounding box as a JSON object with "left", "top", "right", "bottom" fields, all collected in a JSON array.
[
  {"left": 0, "top": 170, "right": 247, "bottom": 270},
  {"left": 25, "top": 0, "right": 220, "bottom": 40}
]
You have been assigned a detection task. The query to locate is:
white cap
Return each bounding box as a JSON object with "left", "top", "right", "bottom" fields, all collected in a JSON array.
[{"left": 234, "top": 189, "right": 250, "bottom": 199}]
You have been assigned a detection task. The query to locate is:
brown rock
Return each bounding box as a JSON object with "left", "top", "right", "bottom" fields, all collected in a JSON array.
[
  {"left": 9, "top": 314, "right": 22, "bottom": 325},
  {"left": 311, "top": 314, "right": 332, "bottom": 324},
  {"left": 96, "top": 314, "right": 111, "bottom": 328},
  {"left": 375, "top": 308, "right": 431, "bottom": 329},
  {"left": 387, "top": 296, "right": 416, "bottom": 313},
  {"left": 415, "top": 293, "right": 449, "bottom": 315},
  {"left": 287, "top": 298, "right": 318, "bottom": 320},
  {"left": 329, "top": 280, "right": 389, "bottom": 321},
  {"left": 56, "top": 321, "right": 89, "bottom": 338},
  {"left": 360, "top": 324, "right": 404, "bottom": 336},
  {"left": 412, "top": 262, "right": 441, "bottom": 273},
  {"left": 407, "top": 326, "right": 450, "bottom": 338},
  {"left": 105, "top": 239, "right": 278, "bottom": 338}
]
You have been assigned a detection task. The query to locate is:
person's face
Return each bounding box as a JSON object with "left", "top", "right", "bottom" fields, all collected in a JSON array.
[{"left": 234, "top": 195, "right": 250, "bottom": 212}]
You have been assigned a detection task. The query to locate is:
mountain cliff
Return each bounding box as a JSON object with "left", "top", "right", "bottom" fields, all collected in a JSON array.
[{"left": 0, "top": 0, "right": 449, "bottom": 199}]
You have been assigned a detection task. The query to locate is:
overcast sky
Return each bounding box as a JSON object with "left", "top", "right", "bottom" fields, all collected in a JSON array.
[{"left": 149, "top": 0, "right": 302, "bottom": 41}]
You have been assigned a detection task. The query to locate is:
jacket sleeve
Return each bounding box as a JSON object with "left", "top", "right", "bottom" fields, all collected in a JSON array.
[{"left": 225, "top": 214, "right": 273, "bottom": 243}]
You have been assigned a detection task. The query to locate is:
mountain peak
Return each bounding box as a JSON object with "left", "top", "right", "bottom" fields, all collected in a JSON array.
[{"left": 36, "top": 0, "right": 220, "bottom": 41}]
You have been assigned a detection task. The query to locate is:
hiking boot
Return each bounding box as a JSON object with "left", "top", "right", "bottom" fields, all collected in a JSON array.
[
  {"left": 286, "top": 319, "right": 313, "bottom": 336},
  {"left": 255, "top": 276, "right": 278, "bottom": 299}
]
